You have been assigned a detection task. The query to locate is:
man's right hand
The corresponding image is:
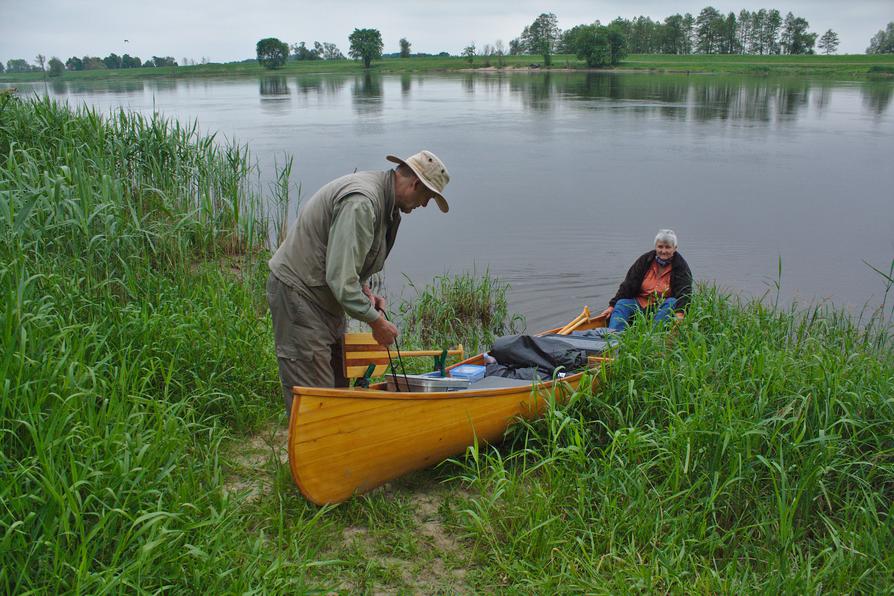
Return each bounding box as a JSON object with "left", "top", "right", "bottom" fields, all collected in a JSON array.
[{"left": 370, "top": 313, "right": 399, "bottom": 346}]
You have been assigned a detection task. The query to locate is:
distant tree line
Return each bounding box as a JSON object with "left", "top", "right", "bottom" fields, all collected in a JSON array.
[
  {"left": 508, "top": 13, "right": 626, "bottom": 66},
  {"left": 2, "top": 54, "right": 178, "bottom": 75},
  {"left": 289, "top": 41, "right": 346, "bottom": 61},
  {"left": 258, "top": 29, "right": 453, "bottom": 69},
  {"left": 507, "top": 6, "right": 849, "bottom": 66}
]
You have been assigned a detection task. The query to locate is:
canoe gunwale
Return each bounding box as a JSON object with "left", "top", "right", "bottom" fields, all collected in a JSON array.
[
  {"left": 289, "top": 364, "right": 606, "bottom": 401},
  {"left": 288, "top": 316, "right": 612, "bottom": 401}
]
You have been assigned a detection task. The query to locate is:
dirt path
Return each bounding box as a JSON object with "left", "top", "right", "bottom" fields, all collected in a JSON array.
[{"left": 226, "top": 422, "right": 476, "bottom": 594}]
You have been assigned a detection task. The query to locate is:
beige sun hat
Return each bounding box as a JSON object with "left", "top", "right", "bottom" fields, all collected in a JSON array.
[{"left": 386, "top": 150, "right": 450, "bottom": 213}]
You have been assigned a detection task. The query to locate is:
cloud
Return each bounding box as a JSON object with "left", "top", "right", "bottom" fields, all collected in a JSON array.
[{"left": 1, "top": 0, "right": 889, "bottom": 62}]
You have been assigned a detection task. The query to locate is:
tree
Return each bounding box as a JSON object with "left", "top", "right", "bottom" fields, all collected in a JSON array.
[
  {"left": 720, "top": 12, "right": 739, "bottom": 54},
  {"left": 522, "top": 13, "right": 560, "bottom": 66},
  {"left": 818, "top": 30, "right": 839, "bottom": 55},
  {"left": 780, "top": 12, "right": 816, "bottom": 55},
  {"left": 509, "top": 38, "right": 522, "bottom": 55},
  {"left": 695, "top": 7, "right": 723, "bottom": 53},
  {"left": 495, "top": 39, "right": 506, "bottom": 67},
  {"left": 290, "top": 42, "right": 320, "bottom": 61},
  {"left": 103, "top": 53, "right": 122, "bottom": 69},
  {"left": 662, "top": 14, "right": 688, "bottom": 55},
  {"left": 737, "top": 10, "right": 752, "bottom": 54},
  {"left": 48, "top": 57, "right": 64, "bottom": 77},
  {"left": 150, "top": 56, "right": 177, "bottom": 68},
  {"left": 65, "top": 56, "right": 83, "bottom": 71},
  {"left": 462, "top": 43, "right": 476, "bottom": 64},
  {"left": 0, "top": 62, "right": 4, "bottom": 74},
  {"left": 565, "top": 23, "right": 627, "bottom": 67},
  {"left": 121, "top": 54, "right": 142, "bottom": 68},
  {"left": 866, "top": 22, "right": 894, "bottom": 54},
  {"left": 348, "top": 28, "right": 383, "bottom": 68},
  {"left": 318, "top": 42, "right": 345, "bottom": 60},
  {"left": 256, "top": 37, "right": 289, "bottom": 69},
  {"left": 399, "top": 38, "right": 411, "bottom": 58},
  {"left": 6, "top": 59, "right": 32, "bottom": 73},
  {"left": 765, "top": 10, "right": 783, "bottom": 54}
]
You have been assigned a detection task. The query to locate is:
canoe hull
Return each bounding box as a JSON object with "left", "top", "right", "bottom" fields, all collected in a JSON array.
[
  {"left": 288, "top": 377, "right": 587, "bottom": 505},
  {"left": 287, "top": 315, "right": 610, "bottom": 505}
]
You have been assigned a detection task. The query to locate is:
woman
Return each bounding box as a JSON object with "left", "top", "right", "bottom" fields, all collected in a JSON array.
[{"left": 598, "top": 229, "right": 692, "bottom": 332}]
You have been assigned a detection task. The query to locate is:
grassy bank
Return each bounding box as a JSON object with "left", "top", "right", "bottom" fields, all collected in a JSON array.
[
  {"left": 2, "top": 97, "right": 892, "bottom": 593},
  {"left": 3, "top": 53, "right": 894, "bottom": 85},
  {"left": 455, "top": 286, "right": 893, "bottom": 591}
]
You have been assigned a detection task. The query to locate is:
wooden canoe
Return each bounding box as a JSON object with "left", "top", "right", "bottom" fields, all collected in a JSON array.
[{"left": 287, "top": 313, "right": 612, "bottom": 505}]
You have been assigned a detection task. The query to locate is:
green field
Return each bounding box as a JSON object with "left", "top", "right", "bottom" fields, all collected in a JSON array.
[
  {"left": 2, "top": 53, "right": 894, "bottom": 84},
  {"left": 1, "top": 96, "right": 893, "bottom": 593}
]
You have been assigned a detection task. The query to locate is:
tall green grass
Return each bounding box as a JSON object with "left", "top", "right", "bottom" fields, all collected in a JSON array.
[
  {"left": 451, "top": 285, "right": 893, "bottom": 592},
  {"left": 0, "top": 96, "right": 329, "bottom": 592},
  {"left": 399, "top": 271, "right": 524, "bottom": 354}
]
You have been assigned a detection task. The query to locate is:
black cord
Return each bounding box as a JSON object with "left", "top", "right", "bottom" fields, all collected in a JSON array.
[
  {"left": 385, "top": 344, "right": 399, "bottom": 392},
  {"left": 379, "top": 308, "right": 410, "bottom": 392}
]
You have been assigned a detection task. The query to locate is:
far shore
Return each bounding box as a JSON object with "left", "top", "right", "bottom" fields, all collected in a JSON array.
[{"left": 3, "top": 53, "right": 894, "bottom": 84}]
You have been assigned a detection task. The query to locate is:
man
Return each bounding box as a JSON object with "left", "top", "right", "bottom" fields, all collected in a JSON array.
[{"left": 267, "top": 150, "right": 451, "bottom": 416}]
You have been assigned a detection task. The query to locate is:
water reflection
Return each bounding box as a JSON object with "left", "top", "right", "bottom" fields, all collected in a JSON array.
[
  {"left": 509, "top": 72, "right": 554, "bottom": 111},
  {"left": 260, "top": 76, "right": 289, "bottom": 97},
  {"left": 775, "top": 82, "right": 810, "bottom": 120},
  {"left": 498, "top": 73, "right": 887, "bottom": 123},
  {"left": 351, "top": 72, "right": 383, "bottom": 116},
  {"left": 401, "top": 73, "right": 411, "bottom": 96},
  {"left": 65, "top": 79, "right": 145, "bottom": 94},
  {"left": 294, "top": 75, "right": 347, "bottom": 98},
  {"left": 812, "top": 83, "right": 833, "bottom": 112},
  {"left": 862, "top": 83, "right": 893, "bottom": 115},
  {"left": 50, "top": 79, "right": 67, "bottom": 95},
  {"left": 148, "top": 79, "right": 176, "bottom": 93},
  {"left": 461, "top": 73, "right": 476, "bottom": 95}
]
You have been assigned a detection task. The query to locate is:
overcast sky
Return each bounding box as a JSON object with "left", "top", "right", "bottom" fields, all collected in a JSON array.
[{"left": 1, "top": 0, "right": 891, "bottom": 63}]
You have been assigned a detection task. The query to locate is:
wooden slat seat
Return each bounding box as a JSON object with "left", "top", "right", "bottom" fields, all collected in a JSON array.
[{"left": 342, "top": 333, "right": 463, "bottom": 380}]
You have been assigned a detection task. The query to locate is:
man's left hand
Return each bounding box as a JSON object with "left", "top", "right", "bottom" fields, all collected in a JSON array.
[{"left": 362, "top": 285, "right": 387, "bottom": 312}]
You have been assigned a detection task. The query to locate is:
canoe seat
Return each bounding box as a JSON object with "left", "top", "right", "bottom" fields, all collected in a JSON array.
[{"left": 342, "top": 333, "right": 464, "bottom": 381}]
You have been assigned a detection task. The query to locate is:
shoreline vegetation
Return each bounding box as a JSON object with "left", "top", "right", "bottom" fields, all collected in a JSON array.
[
  {"left": 2, "top": 97, "right": 893, "bottom": 592},
  {"left": 3, "top": 53, "right": 894, "bottom": 84}
]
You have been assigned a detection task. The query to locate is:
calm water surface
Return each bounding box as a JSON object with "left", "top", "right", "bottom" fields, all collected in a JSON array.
[{"left": 14, "top": 73, "right": 894, "bottom": 329}]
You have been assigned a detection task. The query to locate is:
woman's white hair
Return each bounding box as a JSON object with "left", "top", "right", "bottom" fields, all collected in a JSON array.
[{"left": 654, "top": 229, "right": 678, "bottom": 247}]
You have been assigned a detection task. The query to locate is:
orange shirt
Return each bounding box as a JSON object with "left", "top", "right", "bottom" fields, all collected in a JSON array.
[{"left": 636, "top": 260, "right": 672, "bottom": 309}]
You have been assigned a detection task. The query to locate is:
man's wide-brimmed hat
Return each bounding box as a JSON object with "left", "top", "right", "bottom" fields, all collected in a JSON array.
[{"left": 386, "top": 150, "right": 450, "bottom": 213}]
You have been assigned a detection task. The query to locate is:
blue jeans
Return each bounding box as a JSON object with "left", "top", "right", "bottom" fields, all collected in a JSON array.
[{"left": 608, "top": 297, "right": 678, "bottom": 332}]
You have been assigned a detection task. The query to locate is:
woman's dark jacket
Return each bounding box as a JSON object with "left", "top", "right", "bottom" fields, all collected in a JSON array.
[{"left": 608, "top": 250, "right": 692, "bottom": 310}]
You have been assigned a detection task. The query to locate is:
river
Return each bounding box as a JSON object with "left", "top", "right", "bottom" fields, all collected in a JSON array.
[{"left": 9, "top": 71, "right": 894, "bottom": 329}]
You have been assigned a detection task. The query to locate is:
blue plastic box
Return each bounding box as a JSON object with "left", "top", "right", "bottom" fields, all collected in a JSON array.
[{"left": 449, "top": 364, "right": 486, "bottom": 383}]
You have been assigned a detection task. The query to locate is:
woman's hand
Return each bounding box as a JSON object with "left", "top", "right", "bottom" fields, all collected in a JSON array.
[{"left": 598, "top": 306, "right": 614, "bottom": 319}]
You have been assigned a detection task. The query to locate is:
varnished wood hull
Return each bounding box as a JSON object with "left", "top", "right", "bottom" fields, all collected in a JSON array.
[{"left": 288, "top": 317, "right": 609, "bottom": 505}]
